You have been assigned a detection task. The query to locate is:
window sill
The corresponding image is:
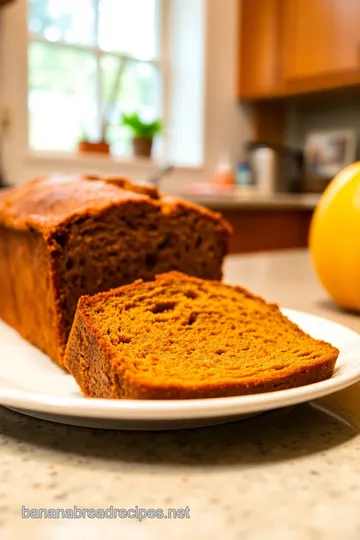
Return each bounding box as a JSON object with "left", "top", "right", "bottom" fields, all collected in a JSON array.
[
  {"left": 25, "top": 150, "right": 203, "bottom": 174},
  {"left": 25, "top": 150, "right": 157, "bottom": 169}
]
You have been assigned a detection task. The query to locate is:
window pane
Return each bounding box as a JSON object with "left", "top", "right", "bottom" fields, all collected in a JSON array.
[
  {"left": 28, "top": 0, "right": 96, "bottom": 46},
  {"left": 28, "top": 41, "right": 98, "bottom": 151},
  {"left": 101, "top": 54, "right": 161, "bottom": 155},
  {"left": 99, "top": 0, "right": 159, "bottom": 60}
]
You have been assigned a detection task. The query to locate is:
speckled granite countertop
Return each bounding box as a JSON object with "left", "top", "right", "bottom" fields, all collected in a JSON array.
[{"left": 2, "top": 250, "right": 360, "bottom": 540}]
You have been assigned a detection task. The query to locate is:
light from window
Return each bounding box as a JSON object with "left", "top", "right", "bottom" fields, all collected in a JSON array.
[{"left": 27, "top": 0, "right": 162, "bottom": 156}]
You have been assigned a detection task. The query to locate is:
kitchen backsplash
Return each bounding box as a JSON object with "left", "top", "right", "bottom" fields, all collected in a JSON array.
[{"left": 285, "top": 95, "right": 360, "bottom": 160}]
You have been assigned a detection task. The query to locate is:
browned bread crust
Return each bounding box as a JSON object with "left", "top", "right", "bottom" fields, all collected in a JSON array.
[
  {"left": 64, "top": 272, "right": 339, "bottom": 400},
  {"left": 0, "top": 175, "right": 231, "bottom": 366}
]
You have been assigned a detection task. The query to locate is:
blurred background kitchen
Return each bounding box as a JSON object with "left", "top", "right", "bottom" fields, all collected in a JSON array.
[{"left": 1, "top": 0, "right": 359, "bottom": 254}]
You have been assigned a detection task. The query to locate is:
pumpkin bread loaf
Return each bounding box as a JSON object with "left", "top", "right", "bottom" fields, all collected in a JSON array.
[
  {"left": 64, "top": 272, "right": 339, "bottom": 399},
  {"left": 0, "top": 175, "right": 231, "bottom": 367}
]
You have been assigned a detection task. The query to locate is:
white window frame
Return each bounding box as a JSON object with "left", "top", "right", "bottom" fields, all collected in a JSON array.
[
  {"left": 1, "top": 0, "right": 243, "bottom": 190},
  {"left": 27, "top": 0, "right": 168, "bottom": 156}
]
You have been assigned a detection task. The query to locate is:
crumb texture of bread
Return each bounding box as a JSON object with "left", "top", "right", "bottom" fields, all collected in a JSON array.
[
  {"left": 0, "top": 175, "right": 231, "bottom": 366},
  {"left": 64, "top": 272, "right": 339, "bottom": 400}
]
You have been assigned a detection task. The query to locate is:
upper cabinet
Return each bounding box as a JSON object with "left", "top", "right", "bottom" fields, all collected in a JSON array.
[
  {"left": 283, "top": 0, "right": 334, "bottom": 81},
  {"left": 334, "top": 1, "right": 360, "bottom": 72},
  {"left": 283, "top": 0, "right": 360, "bottom": 88},
  {"left": 238, "top": 0, "right": 360, "bottom": 99},
  {"left": 238, "top": 0, "right": 283, "bottom": 99}
]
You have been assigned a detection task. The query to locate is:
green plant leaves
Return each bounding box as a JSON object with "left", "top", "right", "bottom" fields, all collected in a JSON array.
[{"left": 121, "top": 113, "right": 162, "bottom": 139}]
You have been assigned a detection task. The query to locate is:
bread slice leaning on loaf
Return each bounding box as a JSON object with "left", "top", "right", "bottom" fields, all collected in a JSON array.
[
  {"left": 0, "top": 175, "right": 230, "bottom": 367},
  {"left": 64, "top": 272, "right": 339, "bottom": 400}
]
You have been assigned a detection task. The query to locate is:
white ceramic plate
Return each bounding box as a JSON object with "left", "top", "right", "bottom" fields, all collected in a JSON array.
[{"left": 0, "top": 309, "right": 360, "bottom": 430}]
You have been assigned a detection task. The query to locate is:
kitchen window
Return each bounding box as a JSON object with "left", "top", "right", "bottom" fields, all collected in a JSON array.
[{"left": 27, "top": 0, "right": 164, "bottom": 156}]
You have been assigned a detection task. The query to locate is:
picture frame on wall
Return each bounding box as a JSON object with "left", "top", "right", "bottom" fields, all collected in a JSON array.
[{"left": 304, "top": 129, "right": 357, "bottom": 180}]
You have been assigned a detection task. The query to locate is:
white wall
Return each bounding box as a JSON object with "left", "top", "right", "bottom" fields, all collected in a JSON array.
[
  {"left": 0, "top": 0, "right": 252, "bottom": 190},
  {"left": 203, "top": 0, "right": 253, "bottom": 177}
]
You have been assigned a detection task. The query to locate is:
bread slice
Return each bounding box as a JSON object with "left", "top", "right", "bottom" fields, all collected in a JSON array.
[{"left": 64, "top": 272, "right": 339, "bottom": 399}]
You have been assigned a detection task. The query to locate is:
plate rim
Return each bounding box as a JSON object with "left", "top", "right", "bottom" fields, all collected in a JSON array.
[{"left": 1, "top": 308, "right": 360, "bottom": 421}]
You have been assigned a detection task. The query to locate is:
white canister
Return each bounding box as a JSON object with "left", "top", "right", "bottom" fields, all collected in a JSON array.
[{"left": 250, "top": 147, "right": 277, "bottom": 194}]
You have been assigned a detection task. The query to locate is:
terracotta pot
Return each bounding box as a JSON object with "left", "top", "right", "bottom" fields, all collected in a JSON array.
[
  {"left": 77, "top": 140, "right": 110, "bottom": 155},
  {"left": 132, "top": 137, "right": 153, "bottom": 158}
]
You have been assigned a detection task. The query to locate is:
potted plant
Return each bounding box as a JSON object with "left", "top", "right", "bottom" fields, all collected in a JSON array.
[
  {"left": 121, "top": 113, "right": 162, "bottom": 158},
  {"left": 77, "top": 136, "right": 110, "bottom": 155},
  {"left": 76, "top": 56, "right": 128, "bottom": 156}
]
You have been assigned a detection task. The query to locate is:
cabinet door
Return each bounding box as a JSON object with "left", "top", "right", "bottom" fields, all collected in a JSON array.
[
  {"left": 284, "top": 0, "right": 360, "bottom": 82},
  {"left": 239, "top": 0, "right": 282, "bottom": 98},
  {"left": 283, "top": 0, "right": 334, "bottom": 80},
  {"left": 333, "top": 0, "right": 360, "bottom": 73}
]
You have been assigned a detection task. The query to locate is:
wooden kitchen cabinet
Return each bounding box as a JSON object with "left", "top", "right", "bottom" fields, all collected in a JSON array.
[
  {"left": 282, "top": 0, "right": 334, "bottom": 81},
  {"left": 221, "top": 209, "right": 313, "bottom": 254},
  {"left": 238, "top": 0, "right": 283, "bottom": 99},
  {"left": 238, "top": 0, "right": 360, "bottom": 99},
  {"left": 283, "top": 0, "right": 360, "bottom": 91}
]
